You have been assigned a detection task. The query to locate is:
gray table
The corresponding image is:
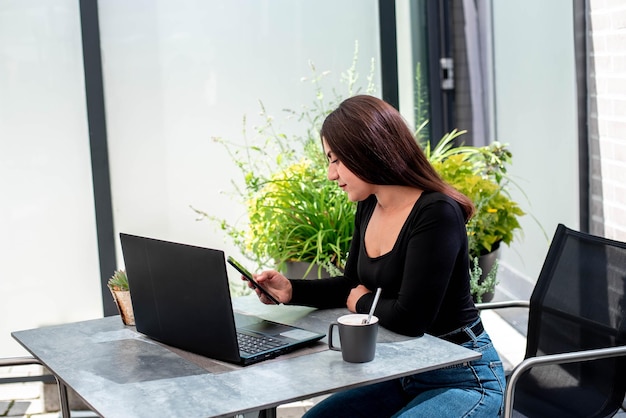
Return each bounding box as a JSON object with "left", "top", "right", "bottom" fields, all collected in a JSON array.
[{"left": 12, "top": 296, "right": 481, "bottom": 418}]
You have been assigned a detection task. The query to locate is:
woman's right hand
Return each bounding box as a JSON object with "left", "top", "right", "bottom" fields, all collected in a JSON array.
[{"left": 251, "top": 270, "right": 293, "bottom": 305}]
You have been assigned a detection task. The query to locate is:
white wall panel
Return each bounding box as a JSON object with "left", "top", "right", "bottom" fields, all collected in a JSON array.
[
  {"left": 492, "top": 0, "right": 579, "bottom": 288},
  {"left": 98, "top": 0, "right": 380, "bottom": 269},
  {"left": 0, "top": 0, "right": 101, "bottom": 356}
]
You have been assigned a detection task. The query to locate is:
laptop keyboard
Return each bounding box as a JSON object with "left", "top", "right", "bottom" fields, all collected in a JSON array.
[{"left": 237, "top": 332, "right": 288, "bottom": 355}]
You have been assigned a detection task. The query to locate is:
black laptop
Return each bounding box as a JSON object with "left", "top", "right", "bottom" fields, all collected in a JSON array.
[{"left": 119, "top": 233, "right": 325, "bottom": 366}]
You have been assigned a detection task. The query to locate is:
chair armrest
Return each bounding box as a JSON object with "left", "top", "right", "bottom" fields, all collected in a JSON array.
[
  {"left": 476, "top": 300, "right": 530, "bottom": 310},
  {"left": 0, "top": 356, "right": 56, "bottom": 384},
  {"left": 503, "top": 345, "right": 626, "bottom": 418},
  {"left": 0, "top": 356, "right": 42, "bottom": 367}
]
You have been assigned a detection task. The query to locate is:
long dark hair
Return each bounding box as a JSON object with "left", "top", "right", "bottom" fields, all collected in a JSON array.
[{"left": 320, "top": 94, "right": 475, "bottom": 221}]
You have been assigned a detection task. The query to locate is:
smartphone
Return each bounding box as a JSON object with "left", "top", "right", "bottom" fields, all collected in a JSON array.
[{"left": 227, "top": 256, "right": 280, "bottom": 305}]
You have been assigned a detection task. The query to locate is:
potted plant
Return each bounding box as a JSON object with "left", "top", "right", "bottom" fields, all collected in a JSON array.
[
  {"left": 107, "top": 269, "right": 135, "bottom": 325},
  {"left": 194, "top": 52, "right": 373, "bottom": 279},
  {"left": 244, "top": 152, "right": 355, "bottom": 278},
  {"left": 469, "top": 257, "right": 499, "bottom": 303},
  {"left": 425, "top": 129, "right": 525, "bottom": 301}
]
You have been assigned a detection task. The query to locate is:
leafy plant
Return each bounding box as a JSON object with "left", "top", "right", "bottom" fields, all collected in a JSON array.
[
  {"left": 413, "top": 62, "right": 430, "bottom": 143},
  {"left": 469, "top": 257, "right": 499, "bottom": 303},
  {"left": 194, "top": 46, "right": 375, "bottom": 278},
  {"left": 107, "top": 270, "right": 129, "bottom": 292},
  {"left": 424, "top": 129, "right": 525, "bottom": 259},
  {"left": 244, "top": 154, "right": 355, "bottom": 277},
  {"left": 423, "top": 128, "right": 524, "bottom": 299}
]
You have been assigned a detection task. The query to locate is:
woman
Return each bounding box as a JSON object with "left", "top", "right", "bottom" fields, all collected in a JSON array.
[{"left": 251, "top": 95, "right": 505, "bottom": 417}]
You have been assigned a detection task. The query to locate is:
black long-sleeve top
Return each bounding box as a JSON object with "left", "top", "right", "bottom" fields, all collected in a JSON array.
[{"left": 289, "top": 191, "right": 479, "bottom": 337}]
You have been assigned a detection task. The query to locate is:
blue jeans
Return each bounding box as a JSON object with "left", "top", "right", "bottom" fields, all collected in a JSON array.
[{"left": 303, "top": 321, "right": 505, "bottom": 417}]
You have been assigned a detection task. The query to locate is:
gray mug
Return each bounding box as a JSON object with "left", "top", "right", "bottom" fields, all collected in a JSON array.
[{"left": 328, "top": 314, "right": 379, "bottom": 363}]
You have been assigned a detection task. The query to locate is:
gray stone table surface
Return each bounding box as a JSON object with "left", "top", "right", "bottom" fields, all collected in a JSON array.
[{"left": 12, "top": 296, "right": 481, "bottom": 418}]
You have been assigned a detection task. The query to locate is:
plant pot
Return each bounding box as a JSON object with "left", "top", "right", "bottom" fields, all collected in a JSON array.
[
  {"left": 474, "top": 247, "right": 500, "bottom": 303},
  {"left": 109, "top": 288, "right": 135, "bottom": 326},
  {"left": 284, "top": 261, "right": 331, "bottom": 279}
]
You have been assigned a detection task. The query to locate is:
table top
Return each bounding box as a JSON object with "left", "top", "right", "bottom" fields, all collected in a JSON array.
[{"left": 12, "top": 296, "right": 481, "bottom": 418}]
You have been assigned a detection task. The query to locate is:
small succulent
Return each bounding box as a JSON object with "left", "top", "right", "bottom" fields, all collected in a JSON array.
[{"left": 107, "top": 269, "right": 129, "bottom": 291}]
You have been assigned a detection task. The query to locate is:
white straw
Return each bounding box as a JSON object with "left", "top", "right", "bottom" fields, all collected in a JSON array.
[{"left": 366, "top": 288, "right": 382, "bottom": 324}]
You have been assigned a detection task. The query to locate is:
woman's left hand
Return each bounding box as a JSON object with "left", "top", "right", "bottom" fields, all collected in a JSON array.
[{"left": 347, "top": 284, "right": 371, "bottom": 312}]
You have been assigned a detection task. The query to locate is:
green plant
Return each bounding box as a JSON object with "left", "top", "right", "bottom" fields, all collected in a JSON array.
[
  {"left": 107, "top": 270, "right": 129, "bottom": 291},
  {"left": 243, "top": 151, "right": 355, "bottom": 277},
  {"left": 194, "top": 46, "right": 375, "bottom": 278},
  {"left": 469, "top": 257, "right": 499, "bottom": 303},
  {"left": 423, "top": 128, "right": 525, "bottom": 299},
  {"left": 424, "top": 129, "right": 525, "bottom": 259},
  {"left": 414, "top": 62, "right": 430, "bottom": 143}
]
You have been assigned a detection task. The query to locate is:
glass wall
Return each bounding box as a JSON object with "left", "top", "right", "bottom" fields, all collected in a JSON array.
[
  {"left": 99, "top": 0, "right": 380, "bottom": 275},
  {"left": 397, "top": 0, "right": 430, "bottom": 140},
  {"left": 0, "top": 0, "right": 380, "bottom": 357},
  {"left": 0, "top": 1, "right": 102, "bottom": 356},
  {"left": 492, "top": 0, "right": 579, "bottom": 293}
]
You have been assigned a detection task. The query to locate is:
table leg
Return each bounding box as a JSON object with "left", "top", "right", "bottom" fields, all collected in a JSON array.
[{"left": 56, "top": 377, "right": 71, "bottom": 418}]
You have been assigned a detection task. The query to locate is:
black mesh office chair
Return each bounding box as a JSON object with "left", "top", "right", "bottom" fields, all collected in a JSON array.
[{"left": 478, "top": 224, "right": 626, "bottom": 418}]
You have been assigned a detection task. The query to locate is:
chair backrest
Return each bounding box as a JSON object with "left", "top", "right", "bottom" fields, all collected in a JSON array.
[{"left": 514, "top": 224, "right": 626, "bottom": 418}]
